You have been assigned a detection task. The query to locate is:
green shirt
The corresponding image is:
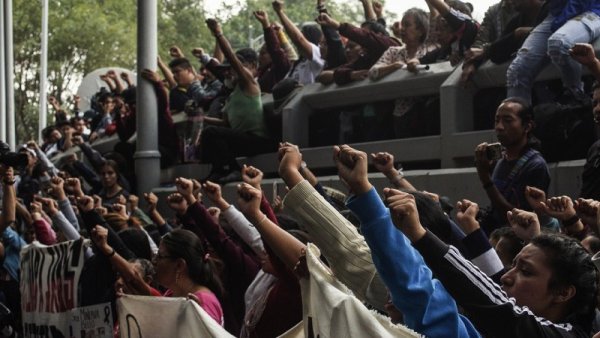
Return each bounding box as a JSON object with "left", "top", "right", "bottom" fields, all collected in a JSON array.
[{"left": 223, "top": 85, "right": 267, "bottom": 138}]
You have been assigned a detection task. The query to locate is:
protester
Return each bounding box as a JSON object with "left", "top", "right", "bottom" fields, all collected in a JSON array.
[
  {"left": 506, "top": 0, "right": 600, "bottom": 105},
  {"left": 474, "top": 98, "right": 552, "bottom": 232}
]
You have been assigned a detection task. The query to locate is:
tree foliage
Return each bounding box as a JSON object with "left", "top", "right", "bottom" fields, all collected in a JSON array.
[
  {"left": 14, "top": 0, "right": 138, "bottom": 142},
  {"left": 214, "top": 0, "right": 365, "bottom": 50},
  {"left": 11, "top": 0, "right": 375, "bottom": 143}
]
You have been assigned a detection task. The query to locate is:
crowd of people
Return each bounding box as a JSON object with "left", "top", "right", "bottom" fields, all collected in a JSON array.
[
  {"left": 5, "top": 0, "right": 600, "bottom": 336},
  {"left": 42, "top": 0, "right": 600, "bottom": 183}
]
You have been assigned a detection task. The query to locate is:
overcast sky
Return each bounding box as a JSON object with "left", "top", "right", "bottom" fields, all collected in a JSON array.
[{"left": 205, "top": 0, "right": 500, "bottom": 22}]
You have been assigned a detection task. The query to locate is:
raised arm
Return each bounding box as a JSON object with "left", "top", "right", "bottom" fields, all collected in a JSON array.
[
  {"left": 107, "top": 70, "right": 124, "bottom": 94},
  {"left": 143, "top": 192, "right": 172, "bottom": 236},
  {"left": 120, "top": 72, "right": 133, "bottom": 88},
  {"left": 48, "top": 96, "right": 67, "bottom": 124},
  {"left": 203, "top": 179, "right": 264, "bottom": 256},
  {"left": 278, "top": 143, "right": 388, "bottom": 311},
  {"left": 540, "top": 195, "right": 587, "bottom": 240},
  {"left": 100, "top": 73, "right": 116, "bottom": 92},
  {"left": 370, "top": 152, "right": 416, "bottom": 190},
  {"left": 90, "top": 225, "right": 154, "bottom": 296},
  {"left": 29, "top": 201, "right": 57, "bottom": 245},
  {"left": 28, "top": 141, "right": 58, "bottom": 177},
  {"left": 0, "top": 167, "right": 16, "bottom": 233},
  {"left": 315, "top": 3, "right": 347, "bottom": 69},
  {"left": 175, "top": 177, "right": 261, "bottom": 279},
  {"left": 360, "top": 0, "right": 377, "bottom": 22},
  {"left": 571, "top": 43, "right": 600, "bottom": 82},
  {"left": 455, "top": 199, "right": 504, "bottom": 280},
  {"left": 206, "top": 19, "right": 259, "bottom": 96},
  {"left": 237, "top": 182, "right": 305, "bottom": 271},
  {"left": 335, "top": 146, "right": 477, "bottom": 337},
  {"left": 213, "top": 40, "right": 225, "bottom": 63},
  {"left": 575, "top": 198, "right": 600, "bottom": 234},
  {"left": 400, "top": 196, "right": 579, "bottom": 337},
  {"left": 273, "top": 0, "right": 315, "bottom": 60},
  {"left": 424, "top": 0, "right": 450, "bottom": 17},
  {"left": 157, "top": 56, "right": 177, "bottom": 89},
  {"left": 254, "top": 10, "right": 291, "bottom": 74}
]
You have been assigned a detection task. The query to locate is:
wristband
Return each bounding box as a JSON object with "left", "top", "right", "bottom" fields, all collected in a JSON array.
[{"left": 562, "top": 215, "right": 580, "bottom": 228}]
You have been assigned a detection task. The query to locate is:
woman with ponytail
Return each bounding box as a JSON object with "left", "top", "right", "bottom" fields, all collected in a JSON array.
[{"left": 155, "top": 229, "right": 225, "bottom": 326}]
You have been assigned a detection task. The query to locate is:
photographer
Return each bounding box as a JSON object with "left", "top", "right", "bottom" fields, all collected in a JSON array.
[{"left": 474, "top": 98, "right": 551, "bottom": 233}]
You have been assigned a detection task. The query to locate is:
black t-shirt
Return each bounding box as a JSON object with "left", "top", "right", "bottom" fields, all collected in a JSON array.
[{"left": 169, "top": 86, "right": 189, "bottom": 113}]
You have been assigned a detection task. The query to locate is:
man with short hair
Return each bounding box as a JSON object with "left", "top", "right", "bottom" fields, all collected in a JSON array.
[
  {"left": 475, "top": 98, "right": 551, "bottom": 232},
  {"left": 168, "top": 57, "right": 208, "bottom": 114}
]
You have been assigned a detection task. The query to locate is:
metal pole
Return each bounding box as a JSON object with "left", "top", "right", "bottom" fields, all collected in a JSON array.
[
  {"left": 134, "top": 0, "right": 160, "bottom": 196},
  {"left": 39, "top": 0, "right": 48, "bottom": 142},
  {"left": 5, "top": 0, "right": 15, "bottom": 148},
  {"left": 0, "top": 2, "right": 6, "bottom": 142}
]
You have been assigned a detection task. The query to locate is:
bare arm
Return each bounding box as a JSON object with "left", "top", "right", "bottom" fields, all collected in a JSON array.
[
  {"left": 206, "top": 19, "right": 260, "bottom": 96},
  {"left": 273, "top": 1, "right": 315, "bottom": 60},
  {"left": 100, "top": 74, "right": 116, "bottom": 92},
  {"left": 107, "top": 70, "right": 124, "bottom": 94},
  {"left": 157, "top": 56, "right": 177, "bottom": 89},
  {"left": 360, "top": 0, "right": 377, "bottom": 22},
  {"left": 143, "top": 192, "right": 168, "bottom": 228},
  {"left": 370, "top": 152, "right": 416, "bottom": 190},
  {"left": 424, "top": 0, "right": 450, "bottom": 17},
  {"left": 120, "top": 72, "right": 133, "bottom": 88},
  {"left": 213, "top": 40, "right": 224, "bottom": 63},
  {"left": 238, "top": 183, "right": 305, "bottom": 270},
  {"left": 570, "top": 43, "right": 600, "bottom": 82},
  {"left": 91, "top": 225, "right": 154, "bottom": 295}
]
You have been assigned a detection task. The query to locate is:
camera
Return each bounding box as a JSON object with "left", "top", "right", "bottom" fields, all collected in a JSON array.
[
  {"left": 486, "top": 142, "right": 503, "bottom": 161},
  {"left": 0, "top": 141, "right": 28, "bottom": 168}
]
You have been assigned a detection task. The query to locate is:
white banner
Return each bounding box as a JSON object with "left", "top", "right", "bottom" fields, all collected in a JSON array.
[
  {"left": 19, "top": 239, "right": 112, "bottom": 337},
  {"left": 279, "top": 243, "right": 422, "bottom": 338},
  {"left": 117, "top": 295, "right": 234, "bottom": 338},
  {"left": 22, "top": 302, "right": 113, "bottom": 337}
]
